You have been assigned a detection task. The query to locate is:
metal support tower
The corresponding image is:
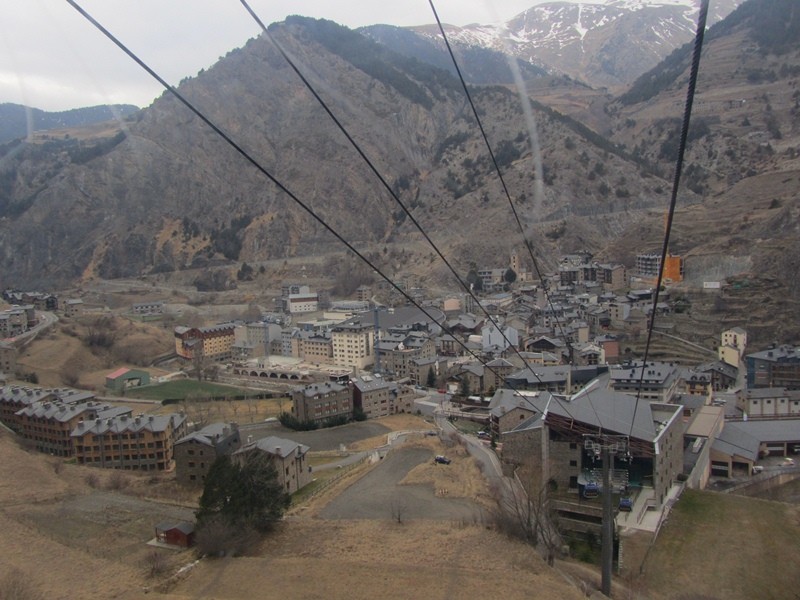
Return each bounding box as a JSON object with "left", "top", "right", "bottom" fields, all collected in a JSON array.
[{"left": 584, "top": 434, "right": 629, "bottom": 597}]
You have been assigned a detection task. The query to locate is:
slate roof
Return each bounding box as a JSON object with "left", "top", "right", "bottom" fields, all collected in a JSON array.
[
  {"left": 71, "top": 413, "right": 185, "bottom": 437},
  {"left": 725, "top": 419, "right": 800, "bottom": 444},
  {"left": 236, "top": 435, "right": 309, "bottom": 459},
  {"left": 296, "top": 382, "right": 347, "bottom": 397},
  {"left": 712, "top": 424, "right": 761, "bottom": 462},
  {"left": 352, "top": 376, "right": 390, "bottom": 392},
  {"left": 156, "top": 521, "right": 195, "bottom": 535},
  {"left": 176, "top": 422, "right": 238, "bottom": 447}
]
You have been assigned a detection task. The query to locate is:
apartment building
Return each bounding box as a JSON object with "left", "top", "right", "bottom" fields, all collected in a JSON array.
[
  {"left": 375, "top": 331, "right": 435, "bottom": 379},
  {"left": 351, "top": 375, "right": 392, "bottom": 419},
  {"left": 331, "top": 320, "right": 374, "bottom": 370},
  {"left": 0, "top": 386, "right": 58, "bottom": 431},
  {"left": 174, "top": 422, "right": 241, "bottom": 486},
  {"left": 746, "top": 345, "right": 800, "bottom": 390},
  {"left": 174, "top": 323, "right": 236, "bottom": 361},
  {"left": 16, "top": 401, "right": 129, "bottom": 457},
  {"left": 233, "top": 435, "right": 310, "bottom": 494},
  {"left": 291, "top": 382, "right": 352, "bottom": 424},
  {"left": 609, "top": 361, "right": 680, "bottom": 403},
  {"left": 71, "top": 413, "right": 188, "bottom": 471}
]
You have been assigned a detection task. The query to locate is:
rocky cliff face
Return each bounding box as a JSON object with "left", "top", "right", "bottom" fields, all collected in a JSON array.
[
  {"left": 0, "top": 17, "right": 672, "bottom": 288},
  {"left": 0, "top": 0, "right": 798, "bottom": 328}
]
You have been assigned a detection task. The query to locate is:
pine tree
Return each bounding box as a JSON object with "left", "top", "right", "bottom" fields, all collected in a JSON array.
[{"left": 197, "top": 453, "right": 290, "bottom": 533}]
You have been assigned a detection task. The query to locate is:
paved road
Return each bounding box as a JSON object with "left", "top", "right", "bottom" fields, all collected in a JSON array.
[
  {"left": 5, "top": 310, "right": 59, "bottom": 347},
  {"left": 318, "top": 446, "right": 484, "bottom": 521}
]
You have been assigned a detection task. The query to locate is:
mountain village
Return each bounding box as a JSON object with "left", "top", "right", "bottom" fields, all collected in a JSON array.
[
  {"left": 1, "top": 244, "right": 798, "bottom": 584},
  {"left": 2, "top": 0, "right": 799, "bottom": 597}
]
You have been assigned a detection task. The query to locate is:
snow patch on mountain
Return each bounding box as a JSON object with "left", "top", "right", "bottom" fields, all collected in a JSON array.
[{"left": 410, "top": 0, "right": 741, "bottom": 88}]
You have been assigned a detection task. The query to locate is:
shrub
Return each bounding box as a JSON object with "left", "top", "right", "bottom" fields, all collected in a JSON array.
[
  {"left": 0, "top": 569, "right": 44, "bottom": 600},
  {"left": 107, "top": 471, "right": 129, "bottom": 491}
]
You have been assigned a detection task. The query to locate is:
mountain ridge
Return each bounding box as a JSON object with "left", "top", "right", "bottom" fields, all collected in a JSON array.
[
  {"left": 0, "top": 103, "right": 139, "bottom": 145},
  {"left": 0, "top": 0, "right": 798, "bottom": 348},
  {"left": 402, "top": 0, "right": 741, "bottom": 90}
]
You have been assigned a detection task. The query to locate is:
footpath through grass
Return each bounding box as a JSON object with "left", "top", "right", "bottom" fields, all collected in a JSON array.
[{"left": 641, "top": 488, "right": 800, "bottom": 599}]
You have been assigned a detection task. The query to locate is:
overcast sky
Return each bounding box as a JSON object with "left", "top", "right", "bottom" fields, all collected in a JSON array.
[{"left": 0, "top": 0, "right": 556, "bottom": 112}]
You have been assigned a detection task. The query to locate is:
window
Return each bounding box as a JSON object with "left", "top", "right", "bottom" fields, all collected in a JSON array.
[
  {"left": 569, "top": 443, "right": 577, "bottom": 450},
  {"left": 569, "top": 476, "right": 578, "bottom": 489},
  {"left": 569, "top": 460, "right": 577, "bottom": 467}
]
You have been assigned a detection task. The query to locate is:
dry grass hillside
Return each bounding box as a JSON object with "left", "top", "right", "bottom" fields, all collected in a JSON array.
[
  {"left": 0, "top": 418, "right": 589, "bottom": 600},
  {"left": 3, "top": 409, "right": 800, "bottom": 599},
  {"left": 0, "top": 430, "right": 144, "bottom": 600},
  {"left": 16, "top": 314, "right": 173, "bottom": 390}
]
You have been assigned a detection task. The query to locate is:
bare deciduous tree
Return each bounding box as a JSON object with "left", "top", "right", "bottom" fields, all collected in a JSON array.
[
  {"left": 390, "top": 498, "right": 408, "bottom": 524},
  {"left": 491, "top": 475, "right": 563, "bottom": 566},
  {"left": 143, "top": 550, "right": 168, "bottom": 577}
]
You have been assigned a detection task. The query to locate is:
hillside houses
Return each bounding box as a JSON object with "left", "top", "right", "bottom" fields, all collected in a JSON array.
[
  {"left": 609, "top": 361, "right": 681, "bottom": 403},
  {"left": 291, "top": 382, "right": 352, "bottom": 424}
]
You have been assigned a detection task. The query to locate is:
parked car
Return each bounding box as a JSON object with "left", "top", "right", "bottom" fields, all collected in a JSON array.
[
  {"left": 752, "top": 465, "right": 764, "bottom": 474},
  {"left": 477, "top": 431, "right": 491, "bottom": 440},
  {"left": 618, "top": 496, "right": 633, "bottom": 512},
  {"left": 434, "top": 455, "right": 451, "bottom": 465}
]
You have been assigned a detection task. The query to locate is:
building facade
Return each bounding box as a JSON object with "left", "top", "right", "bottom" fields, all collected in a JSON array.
[
  {"left": 331, "top": 321, "right": 374, "bottom": 370},
  {"left": 233, "top": 436, "right": 311, "bottom": 494},
  {"left": 174, "top": 422, "right": 241, "bottom": 486},
  {"left": 71, "top": 413, "right": 187, "bottom": 471},
  {"left": 746, "top": 345, "right": 800, "bottom": 390},
  {"left": 291, "top": 382, "right": 352, "bottom": 424},
  {"left": 351, "top": 376, "right": 392, "bottom": 419},
  {"left": 174, "top": 324, "right": 236, "bottom": 361}
]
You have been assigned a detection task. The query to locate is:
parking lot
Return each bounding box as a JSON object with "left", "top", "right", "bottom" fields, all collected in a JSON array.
[
  {"left": 241, "top": 420, "right": 392, "bottom": 451},
  {"left": 319, "top": 446, "right": 485, "bottom": 521}
]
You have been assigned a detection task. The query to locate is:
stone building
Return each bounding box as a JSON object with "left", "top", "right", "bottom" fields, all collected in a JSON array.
[
  {"left": 174, "top": 422, "right": 241, "bottom": 486},
  {"left": 351, "top": 375, "right": 392, "bottom": 419},
  {"left": 291, "top": 382, "right": 352, "bottom": 424},
  {"left": 233, "top": 435, "right": 310, "bottom": 494}
]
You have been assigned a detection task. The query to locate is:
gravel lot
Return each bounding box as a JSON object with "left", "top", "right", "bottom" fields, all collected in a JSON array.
[
  {"left": 318, "top": 446, "right": 484, "bottom": 521},
  {"left": 242, "top": 420, "right": 392, "bottom": 451}
]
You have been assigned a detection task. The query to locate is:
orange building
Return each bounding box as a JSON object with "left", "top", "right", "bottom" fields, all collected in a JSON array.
[
  {"left": 174, "top": 324, "right": 236, "bottom": 360},
  {"left": 663, "top": 255, "right": 684, "bottom": 283}
]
